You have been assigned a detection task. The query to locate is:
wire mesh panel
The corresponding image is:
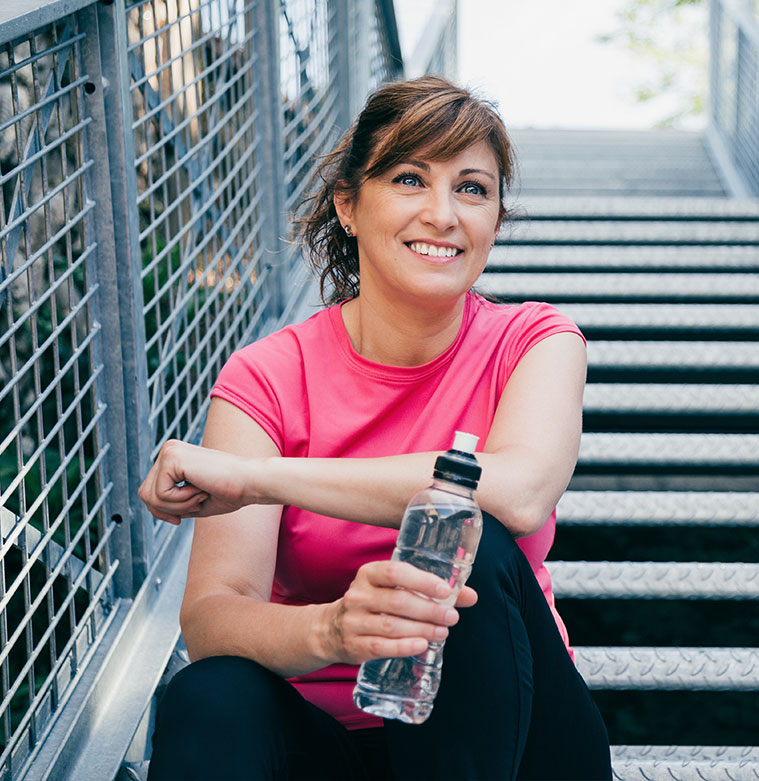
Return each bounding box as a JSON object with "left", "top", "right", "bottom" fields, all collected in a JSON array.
[
  {"left": 279, "top": 0, "right": 340, "bottom": 229},
  {"left": 0, "top": 15, "right": 118, "bottom": 777},
  {"left": 125, "top": 0, "right": 274, "bottom": 464}
]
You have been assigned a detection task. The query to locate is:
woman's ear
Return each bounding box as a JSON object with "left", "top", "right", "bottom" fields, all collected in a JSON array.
[{"left": 333, "top": 185, "right": 355, "bottom": 234}]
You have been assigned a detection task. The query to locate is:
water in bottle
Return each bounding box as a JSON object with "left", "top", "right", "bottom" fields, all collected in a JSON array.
[{"left": 353, "top": 431, "right": 483, "bottom": 724}]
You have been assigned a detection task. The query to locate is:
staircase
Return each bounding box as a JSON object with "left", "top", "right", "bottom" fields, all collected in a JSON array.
[{"left": 486, "top": 129, "right": 759, "bottom": 779}]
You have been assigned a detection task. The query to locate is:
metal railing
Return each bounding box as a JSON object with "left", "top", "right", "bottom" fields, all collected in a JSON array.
[
  {"left": 708, "top": 0, "right": 759, "bottom": 195},
  {"left": 0, "top": 1, "right": 401, "bottom": 777}
]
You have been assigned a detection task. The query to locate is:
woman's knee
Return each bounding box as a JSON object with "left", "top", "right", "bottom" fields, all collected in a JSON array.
[
  {"left": 466, "top": 511, "right": 527, "bottom": 598},
  {"left": 157, "top": 655, "right": 291, "bottom": 733}
]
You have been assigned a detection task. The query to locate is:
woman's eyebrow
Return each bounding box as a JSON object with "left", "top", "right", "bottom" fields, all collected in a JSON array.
[
  {"left": 402, "top": 159, "right": 430, "bottom": 171},
  {"left": 460, "top": 168, "right": 497, "bottom": 182}
]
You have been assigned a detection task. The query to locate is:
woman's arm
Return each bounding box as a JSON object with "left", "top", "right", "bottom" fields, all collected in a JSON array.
[
  {"left": 141, "top": 332, "right": 586, "bottom": 538},
  {"left": 176, "top": 404, "right": 473, "bottom": 675}
]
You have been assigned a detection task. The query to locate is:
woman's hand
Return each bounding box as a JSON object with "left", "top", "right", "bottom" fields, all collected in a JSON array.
[
  {"left": 138, "top": 439, "right": 268, "bottom": 524},
  {"left": 320, "top": 560, "right": 478, "bottom": 664}
]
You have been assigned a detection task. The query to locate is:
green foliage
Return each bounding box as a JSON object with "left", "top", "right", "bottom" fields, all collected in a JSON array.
[{"left": 597, "top": 0, "right": 708, "bottom": 128}]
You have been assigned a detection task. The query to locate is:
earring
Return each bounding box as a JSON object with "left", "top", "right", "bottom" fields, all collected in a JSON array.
[{"left": 344, "top": 225, "right": 353, "bottom": 237}]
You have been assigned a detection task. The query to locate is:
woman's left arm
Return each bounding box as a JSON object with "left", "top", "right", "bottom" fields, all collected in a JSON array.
[{"left": 140, "top": 333, "right": 586, "bottom": 538}]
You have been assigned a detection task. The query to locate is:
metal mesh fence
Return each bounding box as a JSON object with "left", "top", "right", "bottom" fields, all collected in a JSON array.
[
  {"left": 125, "top": 0, "right": 274, "bottom": 461},
  {"left": 711, "top": 0, "right": 759, "bottom": 194},
  {"left": 0, "top": 0, "right": 403, "bottom": 775},
  {"left": 0, "top": 16, "right": 118, "bottom": 776}
]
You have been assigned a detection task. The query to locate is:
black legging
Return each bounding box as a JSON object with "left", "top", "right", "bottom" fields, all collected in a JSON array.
[{"left": 148, "top": 514, "right": 611, "bottom": 780}]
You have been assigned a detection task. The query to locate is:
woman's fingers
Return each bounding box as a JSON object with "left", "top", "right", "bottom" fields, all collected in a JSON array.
[
  {"left": 455, "top": 584, "right": 478, "bottom": 608},
  {"left": 329, "top": 559, "right": 477, "bottom": 664},
  {"left": 138, "top": 439, "right": 253, "bottom": 522}
]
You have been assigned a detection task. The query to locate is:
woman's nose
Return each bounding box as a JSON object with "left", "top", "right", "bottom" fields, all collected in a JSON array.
[{"left": 420, "top": 188, "right": 458, "bottom": 232}]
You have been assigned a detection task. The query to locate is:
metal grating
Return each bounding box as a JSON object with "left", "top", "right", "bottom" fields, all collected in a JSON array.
[
  {"left": 0, "top": 17, "right": 117, "bottom": 777},
  {"left": 125, "top": 0, "right": 274, "bottom": 461},
  {"left": 0, "top": 0, "right": 405, "bottom": 774},
  {"left": 279, "top": 0, "right": 339, "bottom": 228}
]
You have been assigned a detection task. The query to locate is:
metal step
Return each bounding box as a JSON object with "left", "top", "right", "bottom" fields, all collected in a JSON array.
[
  {"left": 480, "top": 272, "right": 759, "bottom": 301},
  {"left": 587, "top": 341, "right": 759, "bottom": 371},
  {"left": 575, "top": 646, "right": 759, "bottom": 690},
  {"left": 509, "top": 128, "right": 712, "bottom": 152},
  {"left": 517, "top": 184, "right": 728, "bottom": 198},
  {"left": 549, "top": 561, "right": 759, "bottom": 599},
  {"left": 582, "top": 383, "right": 759, "bottom": 415},
  {"left": 557, "top": 304, "right": 759, "bottom": 335},
  {"left": 513, "top": 196, "right": 759, "bottom": 221},
  {"left": 578, "top": 432, "right": 759, "bottom": 468},
  {"left": 557, "top": 490, "right": 759, "bottom": 527},
  {"left": 501, "top": 220, "right": 759, "bottom": 244},
  {"left": 610, "top": 745, "right": 759, "bottom": 781},
  {"left": 516, "top": 171, "right": 725, "bottom": 192},
  {"left": 488, "top": 244, "right": 759, "bottom": 270}
]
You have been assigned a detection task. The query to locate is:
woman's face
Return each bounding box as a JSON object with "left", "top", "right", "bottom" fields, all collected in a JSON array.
[{"left": 336, "top": 140, "right": 502, "bottom": 307}]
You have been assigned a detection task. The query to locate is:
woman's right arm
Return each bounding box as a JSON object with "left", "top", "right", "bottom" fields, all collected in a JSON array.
[{"left": 177, "top": 398, "right": 468, "bottom": 677}]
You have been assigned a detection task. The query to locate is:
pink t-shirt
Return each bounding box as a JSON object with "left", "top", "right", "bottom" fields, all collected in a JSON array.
[{"left": 211, "top": 291, "right": 584, "bottom": 728}]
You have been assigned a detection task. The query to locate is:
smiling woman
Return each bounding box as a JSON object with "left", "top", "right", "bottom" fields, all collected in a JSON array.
[{"left": 139, "top": 77, "right": 611, "bottom": 780}]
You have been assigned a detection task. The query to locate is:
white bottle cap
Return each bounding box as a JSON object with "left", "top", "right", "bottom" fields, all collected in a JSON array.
[{"left": 452, "top": 431, "right": 479, "bottom": 454}]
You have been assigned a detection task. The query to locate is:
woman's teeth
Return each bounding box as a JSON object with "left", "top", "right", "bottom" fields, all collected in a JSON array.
[{"left": 408, "top": 242, "right": 460, "bottom": 258}]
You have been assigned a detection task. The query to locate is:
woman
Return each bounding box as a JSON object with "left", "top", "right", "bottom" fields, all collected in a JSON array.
[{"left": 139, "top": 76, "right": 611, "bottom": 780}]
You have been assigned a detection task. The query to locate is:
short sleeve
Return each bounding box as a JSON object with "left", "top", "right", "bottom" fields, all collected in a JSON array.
[
  {"left": 211, "top": 343, "right": 286, "bottom": 454},
  {"left": 507, "top": 301, "right": 585, "bottom": 370}
]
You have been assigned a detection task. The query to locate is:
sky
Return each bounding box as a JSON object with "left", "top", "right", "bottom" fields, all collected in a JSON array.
[{"left": 394, "top": 0, "right": 708, "bottom": 130}]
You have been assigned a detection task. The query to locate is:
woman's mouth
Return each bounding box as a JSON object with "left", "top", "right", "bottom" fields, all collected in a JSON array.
[{"left": 406, "top": 241, "right": 462, "bottom": 258}]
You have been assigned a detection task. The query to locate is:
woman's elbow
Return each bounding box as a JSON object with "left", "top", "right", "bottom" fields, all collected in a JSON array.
[{"left": 486, "top": 499, "right": 552, "bottom": 539}]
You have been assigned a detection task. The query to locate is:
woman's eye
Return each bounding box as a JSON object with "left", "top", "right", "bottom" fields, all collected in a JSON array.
[
  {"left": 393, "top": 173, "right": 422, "bottom": 187},
  {"left": 461, "top": 182, "right": 486, "bottom": 196}
]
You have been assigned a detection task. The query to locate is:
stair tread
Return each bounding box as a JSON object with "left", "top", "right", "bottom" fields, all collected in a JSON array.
[
  {"left": 578, "top": 432, "right": 759, "bottom": 466},
  {"left": 582, "top": 383, "right": 759, "bottom": 414},
  {"left": 610, "top": 745, "right": 759, "bottom": 779},
  {"left": 488, "top": 244, "right": 759, "bottom": 269},
  {"left": 500, "top": 220, "right": 759, "bottom": 243},
  {"left": 480, "top": 271, "right": 759, "bottom": 300},
  {"left": 576, "top": 646, "right": 759, "bottom": 690},
  {"left": 514, "top": 195, "right": 759, "bottom": 220},
  {"left": 557, "top": 490, "right": 759, "bottom": 526},
  {"left": 549, "top": 560, "right": 759, "bottom": 599},
  {"left": 587, "top": 341, "right": 759, "bottom": 369},
  {"left": 557, "top": 303, "right": 759, "bottom": 331}
]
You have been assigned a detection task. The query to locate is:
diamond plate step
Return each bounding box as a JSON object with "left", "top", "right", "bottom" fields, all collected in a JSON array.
[
  {"left": 582, "top": 384, "right": 759, "bottom": 415},
  {"left": 610, "top": 746, "right": 759, "bottom": 781},
  {"left": 587, "top": 341, "right": 759, "bottom": 371},
  {"left": 514, "top": 196, "right": 759, "bottom": 220},
  {"left": 500, "top": 220, "right": 759, "bottom": 244},
  {"left": 557, "top": 303, "right": 759, "bottom": 334},
  {"left": 557, "top": 490, "right": 759, "bottom": 527},
  {"left": 576, "top": 647, "right": 759, "bottom": 690},
  {"left": 479, "top": 272, "right": 759, "bottom": 301},
  {"left": 488, "top": 244, "right": 759, "bottom": 270},
  {"left": 549, "top": 561, "right": 759, "bottom": 599},
  {"left": 578, "top": 433, "right": 759, "bottom": 467}
]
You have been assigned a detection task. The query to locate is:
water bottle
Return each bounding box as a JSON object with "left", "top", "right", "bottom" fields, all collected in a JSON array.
[{"left": 353, "top": 431, "right": 483, "bottom": 724}]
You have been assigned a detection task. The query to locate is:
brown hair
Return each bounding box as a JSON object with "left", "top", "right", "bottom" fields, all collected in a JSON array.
[{"left": 298, "top": 76, "right": 517, "bottom": 304}]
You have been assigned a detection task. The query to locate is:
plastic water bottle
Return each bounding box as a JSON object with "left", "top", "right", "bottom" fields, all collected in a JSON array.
[{"left": 353, "top": 431, "right": 483, "bottom": 724}]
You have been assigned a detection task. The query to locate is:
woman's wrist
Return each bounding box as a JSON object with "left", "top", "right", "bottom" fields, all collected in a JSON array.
[
  {"left": 309, "top": 600, "right": 343, "bottom": 667},
  {"left": 241, "top": 455, "right": 279, "bottom": 506}
]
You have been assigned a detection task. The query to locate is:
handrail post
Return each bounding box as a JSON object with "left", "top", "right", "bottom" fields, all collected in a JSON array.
[
  {"left": 79, "top": 2, "right": 134, "bottom": 599},
  {"left": 95, "top": 0, "right": 155, "bottom": 589}
]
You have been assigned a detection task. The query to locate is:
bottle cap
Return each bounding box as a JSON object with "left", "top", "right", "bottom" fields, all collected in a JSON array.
[
  {"left": 433, "top": 431, "right": 482, "bottom": 489},
  {"left": 451, "top": 431, "right": 478, "bottom": 454}
]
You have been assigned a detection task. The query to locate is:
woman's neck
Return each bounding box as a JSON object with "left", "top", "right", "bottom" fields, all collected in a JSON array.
[{"left": 340, "top": 292, "right": 468, "bottom": 367}]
